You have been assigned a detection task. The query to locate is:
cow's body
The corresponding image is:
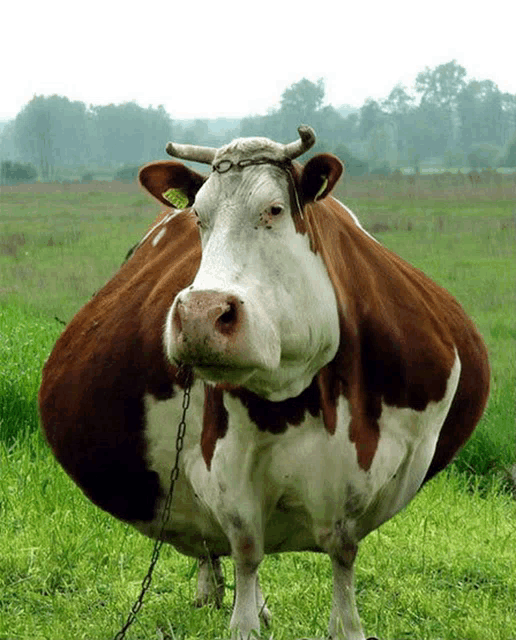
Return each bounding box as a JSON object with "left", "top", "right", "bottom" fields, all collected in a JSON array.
[{"left": 39, "top": 128, "right": 489, "bottom": 640}]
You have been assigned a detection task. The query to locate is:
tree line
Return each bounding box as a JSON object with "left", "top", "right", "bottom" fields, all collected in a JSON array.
[
  {"left": 241, "top": 62, "right": 516, "bottom": 173},
  {"left": 1, "top": 60, "right": 516, "bottom": 183}
]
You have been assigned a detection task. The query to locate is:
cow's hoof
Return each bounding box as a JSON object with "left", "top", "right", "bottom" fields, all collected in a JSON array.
[
  {"left": 259, "top": 603, "right": 271, "bottom": 628},
  {"left": 192, "top": 587, "right": 224, "bottom": 608},
  {"left": 193, "top": 556, "right": 225, "bottom": 608}
]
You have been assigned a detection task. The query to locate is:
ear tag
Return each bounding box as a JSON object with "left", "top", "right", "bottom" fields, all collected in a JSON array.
[
  {"left": 162, "top": 188, "right": 189, "bottom": 209},
  {"left": 315, "top": 175, "right": 329, "bottom": 201}
]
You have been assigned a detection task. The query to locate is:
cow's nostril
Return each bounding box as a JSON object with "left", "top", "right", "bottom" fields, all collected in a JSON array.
[{"left": 216, "top": 302, "right": 237, "bottom": 334}]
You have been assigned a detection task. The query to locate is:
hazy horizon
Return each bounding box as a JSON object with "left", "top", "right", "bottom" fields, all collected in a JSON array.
[{"left": 2, "top": 0, "right": 514, "bottom": 122}]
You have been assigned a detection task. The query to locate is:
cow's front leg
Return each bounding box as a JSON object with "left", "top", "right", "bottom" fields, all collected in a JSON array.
[
  {"left": 328, "top": 542, "right": 365, "bottom": 640},
  {"left": 228, "top": 527, "right": 264, "bottom": 640},
  {"left": 193, "top": 555, "right": 225, "bottom": 608},
  {"left": 255, "top": 572, "right": 271, "bottom": 627}
]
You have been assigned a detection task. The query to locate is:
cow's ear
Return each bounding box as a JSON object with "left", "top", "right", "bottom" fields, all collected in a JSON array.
[
  {"left": 299, "top": 154, "right": 343, "bottom": 203},
  {"left": 139, "top": 161, "right": 206, "bottom": 209}
]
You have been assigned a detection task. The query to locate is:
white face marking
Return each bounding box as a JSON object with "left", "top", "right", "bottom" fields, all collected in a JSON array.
[{"left": 165, "top": 147, "right": 340, "bottom": 401}]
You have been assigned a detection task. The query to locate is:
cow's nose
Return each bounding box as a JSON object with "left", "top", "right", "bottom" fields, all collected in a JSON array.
[
  {"left": 172, "top": 291, "right": 242, "bottom": 339},
  {"left": 166, "top": 287, "right": 280, "bottom": 376}
]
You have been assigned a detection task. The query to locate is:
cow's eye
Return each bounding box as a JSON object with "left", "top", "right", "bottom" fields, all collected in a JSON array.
[
  {"left": 270, "top": 205, "right": 283, "bottom": 216},
  {"left": 192, "top": 209, "right": 204, "bottom": 228}
]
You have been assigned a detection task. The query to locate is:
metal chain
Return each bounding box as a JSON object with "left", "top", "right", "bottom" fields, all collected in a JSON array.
[{"left": 113, "top": 373, "right": 193, "bottom": 640}]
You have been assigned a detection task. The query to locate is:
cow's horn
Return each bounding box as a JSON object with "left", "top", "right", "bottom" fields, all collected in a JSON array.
[
  {"left": 165, "top": 141, "right": 217, "bottom": 165},
  {"left": 283, "top": 125, "right": 316, "bottom": 159}
]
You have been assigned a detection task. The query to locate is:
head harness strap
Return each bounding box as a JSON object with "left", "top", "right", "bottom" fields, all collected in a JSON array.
[{"left": 212, "top": 156, "right": 304, "bottom": 219}]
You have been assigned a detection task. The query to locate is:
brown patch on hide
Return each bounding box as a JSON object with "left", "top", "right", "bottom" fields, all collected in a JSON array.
[
  {"left": 301, "top": 195, "right": 489, "bottom": 473},
  {"left": 202, "top": 385, "right": 229, "bottom": 469},
  {"left": 228, "top": 377, "right": 321, "bottom": 434},
  {"left": 39, "top": 209, "right": 201, "bottom": 523},
  {"left": 316, "top": 365, "right": 340, "bottom": 435}
]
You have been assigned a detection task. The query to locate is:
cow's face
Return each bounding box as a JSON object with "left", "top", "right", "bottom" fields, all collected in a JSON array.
[{"left": 140, "top": 139, "right": 342, "bottom": 401}]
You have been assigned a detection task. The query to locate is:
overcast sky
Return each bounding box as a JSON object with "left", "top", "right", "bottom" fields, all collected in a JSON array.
[{"left": 2, "top": 0, "right": 514, "bottom": 121}]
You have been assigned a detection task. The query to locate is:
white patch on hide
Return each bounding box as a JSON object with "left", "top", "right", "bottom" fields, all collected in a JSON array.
[
  {"left": 138, "top": 210, "right": 181, "bottom": 248},
  {"left": 330, "top": 196, "right": 379, "bottom": 243},
  {"left": 152, "top": 227, "right": 167, "bottom": 246}
]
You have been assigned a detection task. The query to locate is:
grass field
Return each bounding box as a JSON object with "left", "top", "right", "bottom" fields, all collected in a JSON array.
[
  {"left": 1, "top": 434, "right": 514, "bottom": 640},
  {"left": 1, "top": 175, "right": 515, "bottom": 639}
]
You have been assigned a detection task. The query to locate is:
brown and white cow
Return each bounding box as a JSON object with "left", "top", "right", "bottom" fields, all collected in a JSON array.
[{"left": 39, "top": 126, "right": 490, "bottom": 640}]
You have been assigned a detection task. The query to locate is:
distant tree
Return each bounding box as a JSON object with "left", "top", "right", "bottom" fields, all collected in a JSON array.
[
  {"left": 239, "top": 114, "right": 269, "bottom": 138},
  {"left": 414, "top": 101, "right": 450, "bottom": 157},
  {"left": 270, "top": 78, "right": 326, "bottom": 141},
  {"left": 443, "top": 149, "right": 465, "bottom": 169},
  {"left": 0, "top": 160, "right": 37, "bottom": 184},
  {"left": 467, "top": 143, "right": 501, "bottom": 168},
  {"left": 14, "top": 96, "right": 56, "bottom": 180},
  {"left": 357, "top": 100, "right": 400, "bottom": 168},
  {"left": 0, "top": 120, "right": 18, "bottom": 160},
  {"left": 339, "top": 112, "right": 360, "bottom": 142},
  {"left": 458, "top": 80, "right": 504, "bottom": 150},
  {"left": 369, "top": 164, "right": 391, "bottom": 176},
  {"left": 333, "top": 144, "right": 368, "bottom": 176},
  {"left": 92, "top": 102, "right": 172, "bottom": 166},
  {"left": 367, "top": 121, "right": 398, "bottom": 170},
  {"left": 415, "top": 60, "right": 467, "bottom": 154},
  {"left": 382, "top": 84, "right": 415, "bottom": 117},
  {"left": 113, "top": 165, "right": 140, "bottom": 182},
  {"left": 359, "top": 99, "right": 383, "bottom": 140},
  {"left": 407, "top": 148, "right": 421, "bottom": 173},
  {"left": 310, "top": 105, "right": 348, "bottom": 147},
  {"left": 381, "top": 85, "right": 416, "bottom": 161},
  {"left": 13, "top": 95, "right": 89, "bottom": 179},
  {"left": 240, "top": 78, "right": 350, "bottom": 152},
  {"left": 499, "top": 131, "right": 516, "bottom": 167},
  {"left": 415, "top": 60, "right": 467, "bottom": 110},
  {"left": 501, "top": 93, "right": 516, "bottom": 144},
  {"left": 179, "top": 119, "right": 211, "bottom": 145},
  {"left": 336, "top": 104, "right": 358, "bottom": 119},
  {"left": 280, "top": 78, "right": 325, "bottom": 120}
]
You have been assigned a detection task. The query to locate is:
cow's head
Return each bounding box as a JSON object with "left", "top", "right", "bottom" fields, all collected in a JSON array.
[{"left": 140, "top": 127, "right": 342, "bottom": 401}]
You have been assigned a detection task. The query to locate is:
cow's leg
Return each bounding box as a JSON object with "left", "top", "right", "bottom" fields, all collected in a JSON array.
[
  {"left": 328, "top": 542, "right": 365, "bottom": 640},
  {"left": 226, "top": 525, "right": 264, "bottom": 640},
  {"left": 256, "top": 572, "right": 271, "bottom": 627},
  {"left": 230, "top": 561, "right": 262, "bottom": 639},
  {"left": 193, "top": 555, "right": 225, "bottom": 608}
]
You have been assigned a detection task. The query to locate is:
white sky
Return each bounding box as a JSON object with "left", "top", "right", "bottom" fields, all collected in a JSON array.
[{"left": 1, "top": 0, "right": 514, "bottom": 121}]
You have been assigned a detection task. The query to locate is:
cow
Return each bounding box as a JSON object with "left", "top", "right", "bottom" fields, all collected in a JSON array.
[{"left": 39, "top": 126, "right": 490, "bottom": 640}]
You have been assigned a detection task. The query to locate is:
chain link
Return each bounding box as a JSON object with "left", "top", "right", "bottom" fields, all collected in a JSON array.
[{"left": 113, "top": 373, "right": 192, "bottom": 640}]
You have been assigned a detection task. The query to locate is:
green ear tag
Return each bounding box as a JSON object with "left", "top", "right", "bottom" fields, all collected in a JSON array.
[{"left": 162, "top": 188, "right": 189, "bottom": 209}]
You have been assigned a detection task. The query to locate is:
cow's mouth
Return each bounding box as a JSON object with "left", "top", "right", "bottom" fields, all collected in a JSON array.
[
  {"left": 193, "top": 362, "right": 256, "bottom": 386},
  {"left": 175, "top": 358, "right": 257, "bottom": 386}
]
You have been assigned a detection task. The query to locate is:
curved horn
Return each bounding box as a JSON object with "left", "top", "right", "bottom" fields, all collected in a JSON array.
[
  {"left": 283, "top": 125, "right": 316, "bottom": 160},
  {"left": 165, "top": 141, "right": 217, "bottom": 165}
]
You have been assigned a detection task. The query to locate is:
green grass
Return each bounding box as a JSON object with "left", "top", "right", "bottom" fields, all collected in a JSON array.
[
  {"left": 1, "top": 437, "right": 515, "bottom": 639},
  {"left": 1, "top": 178, "right": 515, "bottom": 639},
  {"left": 0, "top": 183, "right": 156, "bottom": 321},
  {"left": 0, "top": 303, "right": 62, "bottom": 444}
]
